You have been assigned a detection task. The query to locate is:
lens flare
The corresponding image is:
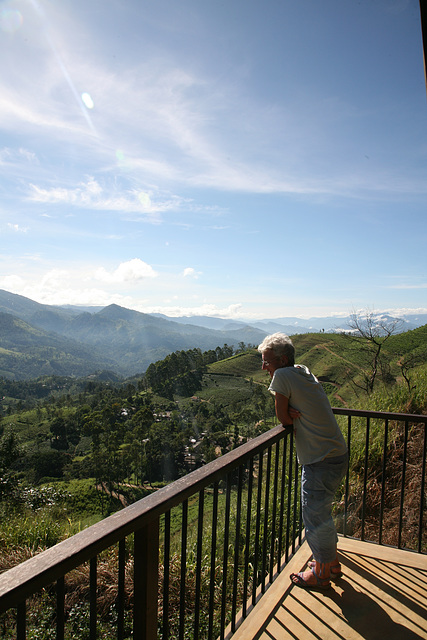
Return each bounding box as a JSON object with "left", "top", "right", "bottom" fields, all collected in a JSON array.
[
  {"left": 138, "top": 192, "right": 152, "bottom": 209},
  {"left": 0, "top": 9, "right": 23, "bottom": 33},
  {"left": 81, "top": 92, "right": 94, "bottom": 109}
]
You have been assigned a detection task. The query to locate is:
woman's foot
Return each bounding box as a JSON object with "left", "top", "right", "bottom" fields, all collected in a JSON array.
[
  {"left": 308, "top": 560, "right": 342, "bottom": 579},
  {"left": 290, "top": 568, "right": 331, "bottom": 591}
]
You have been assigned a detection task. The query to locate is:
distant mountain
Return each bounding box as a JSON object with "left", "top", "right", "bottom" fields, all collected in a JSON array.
[
  {"left": 151, "top": 313, "right": 315, "bottom": 334},
  {"left": 155, "top": 312, "right": 426, "bottom": 334},
  {"left": 0, "top": 291, "right": 266, "bottom": 380},
  {"left": 0, "top": 311, "right": 116, "bottom": 379},
  {"left": 1, "top": 289, "right": 425, "bottom": 380}
]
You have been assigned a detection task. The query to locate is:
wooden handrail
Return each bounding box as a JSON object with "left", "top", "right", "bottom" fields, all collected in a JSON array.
[{"left": 332, "top": 408, "right": 427, "bottom": 422}]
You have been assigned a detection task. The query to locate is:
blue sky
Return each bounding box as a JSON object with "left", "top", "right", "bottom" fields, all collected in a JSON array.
[{"left": 0, "top": 0, "right": 426, "bottom": 320}]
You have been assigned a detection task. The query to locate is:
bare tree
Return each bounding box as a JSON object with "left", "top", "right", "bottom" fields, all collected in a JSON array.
[
  {"left": 346, "top": 309, "right": 403, "bottom": 394},
  {"left": 398, "top": 352, "right": 425, "bottom": 393}
]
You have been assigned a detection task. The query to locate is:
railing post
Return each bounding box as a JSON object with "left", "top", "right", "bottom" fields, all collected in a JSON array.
[
  {"left": 90, "top": 556, "right": 97, "bottom": 640},
  {"left": 56, "top": 577, "right": 65, "bottom": 640},
  {"left": 418, "top": 423, "right": 427, "bottom": 553},
  {"left": 17, "top": 602, "right": 26, "bottom": 640},
  {"left": 133, "top": 518, "right": 160, "bottom": 640}
]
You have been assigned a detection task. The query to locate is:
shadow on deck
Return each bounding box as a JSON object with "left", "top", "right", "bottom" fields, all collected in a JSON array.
[{"left": 231, "top": 537, "right": 427, "bottom": 640}]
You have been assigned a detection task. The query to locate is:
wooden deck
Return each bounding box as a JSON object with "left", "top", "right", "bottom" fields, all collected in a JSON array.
[{"left": 231, "top": 537, "right": 427, "bottom": 640}]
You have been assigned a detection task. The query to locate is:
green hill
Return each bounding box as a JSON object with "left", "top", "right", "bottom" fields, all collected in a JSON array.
[
  {"left": 201, "top": 328, "right": 427, "bottom": 413},
  {"left": 0, "top": 312, "right": 116, "bottom": 379}
]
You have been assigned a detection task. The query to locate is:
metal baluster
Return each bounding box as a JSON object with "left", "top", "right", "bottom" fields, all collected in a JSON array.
[
  {"left": 343, "top": 416, "right": 351, "bottom": 537},
  {"left": 277, "top": 436, "right": 288, "bottom": 572},
  {"left": 270, "top": 440, "right": 280, "bottom": 582},
  {"left": 194, "top": 490, "right": 205, "bottom": 640},
  {"left": 17, "top": 601, "right": 26, "bottom": 640},
  {"left": 292, "top": 451, "right": 299, "bottom": 553},
  {"left": 117, "top": 539, "right": 125, "bottom": 640},
  {"left": 252, "top": 451, "right": 263, "bottom": 605},
  {"left": 179, "top": 500, "right": 188, "bottom": 640},
  {"left": 285, "top": 432, "right": 294, "bottom": 561},
  {"left": 379, "top": 419, "right": 389, "bottom": 545},
  {"left": 398, "top": 421, "right": 409, "bottom": 548},
  {"left": 90, "top": 557, "right": 97, "bottom": 640},
  {"left": 418, "top": 423, "right": 427, "bottom": 553},
  {"left": 162, "top": 511, "right": 171, "bottom": 640},
  {"left": 220, "top": 474, "right": 232, "bottom": 640},
  {"left": 361, "top": 417, "right": 370, "bottom": 541},
  {"left": 208, "top": 482, "right": 219, "bottom": 640},
  {"left": 133, "top": 520, "right": 160, "bottom": 640},
  {"left": 56, "top": 577, "right": 65, "bottom": 640},
  {"left": 242, "top": 457, "right": 253, "bottom": 618},
  {"left": 231, "top": 465, "right": 243, "bottom": 633},
  {"left": 261, "top": 447, "right": 272, "bottom": 593}
]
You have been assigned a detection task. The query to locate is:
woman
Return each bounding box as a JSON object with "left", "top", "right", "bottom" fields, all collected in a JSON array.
[{"left": 258, "top": 332, "right": 348, "bottom": 590}]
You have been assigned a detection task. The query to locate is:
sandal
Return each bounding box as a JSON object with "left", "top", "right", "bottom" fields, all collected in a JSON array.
[
  {"left": 290, "top": 568, "right": 331, "bottom": 591},
  {"left": 308, "top": 561, "right": 342, "bottom": 580}
]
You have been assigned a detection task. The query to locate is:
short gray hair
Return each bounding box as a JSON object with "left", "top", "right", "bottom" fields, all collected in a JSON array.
[{"left": 258, "top": 332, "right": 295, "bottom": 366}]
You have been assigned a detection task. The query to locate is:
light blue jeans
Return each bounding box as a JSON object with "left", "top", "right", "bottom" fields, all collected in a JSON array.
[{"left": 301, "top": 453, "right": 348, "bottom": 564}]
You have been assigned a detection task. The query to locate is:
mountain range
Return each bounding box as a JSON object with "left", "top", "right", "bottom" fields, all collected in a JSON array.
[
  {"left": 1, "top": 289, "right": 425, "bottom": 380},
  {"left": 152, "top": 311, "right": 427, "bottom": 334}
]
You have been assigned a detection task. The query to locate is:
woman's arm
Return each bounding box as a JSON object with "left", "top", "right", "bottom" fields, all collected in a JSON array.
[
  {"left": 275, "top": 392, "right": 301, "bottom": 426},
  {"left": 274, "top": 392, "right": 293, "bottom": 425}
]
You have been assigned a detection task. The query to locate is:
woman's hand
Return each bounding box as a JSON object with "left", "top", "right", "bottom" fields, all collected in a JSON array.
[
  {"left": 288, "top": 406, "right": 301, "bottom": 420},
  {"left": 275, "top": 394, "right": 301, "bottom": 426}
]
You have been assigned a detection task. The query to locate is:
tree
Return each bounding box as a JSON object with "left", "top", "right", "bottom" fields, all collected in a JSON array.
[
  {"left": 50, "top": 416, "right": 68, "bottom": 450},
  {"left": 346, "top": 309, "right": 403, "bottom": 394},
  {"left": 31, "top": 450, "right": 68, "bottom": 483},
  {"left": 0, "top": 428, "right": 23, "bottom": 500},
  {"left": 398, "top": 352, "right": 426, "bottom": 393}
]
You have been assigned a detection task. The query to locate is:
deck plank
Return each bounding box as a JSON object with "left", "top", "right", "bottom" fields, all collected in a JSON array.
[{"left": 231, "top": 537, "right": 427, "bottom": 640}]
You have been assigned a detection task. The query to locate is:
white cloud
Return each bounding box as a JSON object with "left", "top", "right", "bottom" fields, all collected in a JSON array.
[
  {"left": 138, "top": 302, "right": 245, "bottom": 318},
  {"left": 383, "top": 307, "right": 427, "bottom": 316},
  {"left": 7, "top": 223, "right": 28, "bottom": 232},
  {"left": 0, "top": 275, "right": 25, "bottom": 290},
  {"left": 0, "top": 272, "right": 141, "bottom": 309},
  {"left": 40, "top": 269, "right": 70, "bottom": 289},
  {"left": 94, "top": 259, "right": 158, "bottom": 283},
  {"left": 182, "top": 267, "right": 202, "bottom": 279}
]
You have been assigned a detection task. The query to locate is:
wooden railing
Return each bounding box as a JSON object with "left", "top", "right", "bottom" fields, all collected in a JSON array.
[{"left": 0, "top": 409, "right": 426, "bottom": 639}]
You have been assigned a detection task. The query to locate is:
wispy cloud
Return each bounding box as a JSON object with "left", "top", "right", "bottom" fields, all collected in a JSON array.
[
  {"left": 27, "top": 178, "right": 184, "bottom": 220},
  {"left": 3, "top": 3, "right": 421, "bottom": 200},
  {"left": 388, "top": 283, "right": 427, "bottom": 290},
  {"left": 0, "top": 147, "right": 38, "bottom": 164},
  {"left": 7, "top": 223, "right": 28, "bottom": 232}
]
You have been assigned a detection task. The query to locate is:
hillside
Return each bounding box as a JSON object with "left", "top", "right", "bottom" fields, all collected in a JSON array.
[
  {"left": 1, "top": 289, "right": 426, "bottom": 383},
  {"left": 203, "top": 327, "right": 427, "bottom": 411},
  {"left": 0, "top": 312, "right": 117, "bottom": 379},
  {"left": 0, "top": 291, "right": 266, "bottom": 380}
]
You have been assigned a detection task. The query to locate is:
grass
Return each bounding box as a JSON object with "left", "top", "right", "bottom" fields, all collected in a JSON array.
[{"left": 196, "top": 373, "right": 255, "bottom": 405}]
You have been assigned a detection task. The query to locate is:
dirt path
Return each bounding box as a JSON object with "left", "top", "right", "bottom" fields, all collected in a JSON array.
[{"left": 315, "top": 343, "right": 364, "bottom": 372}]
